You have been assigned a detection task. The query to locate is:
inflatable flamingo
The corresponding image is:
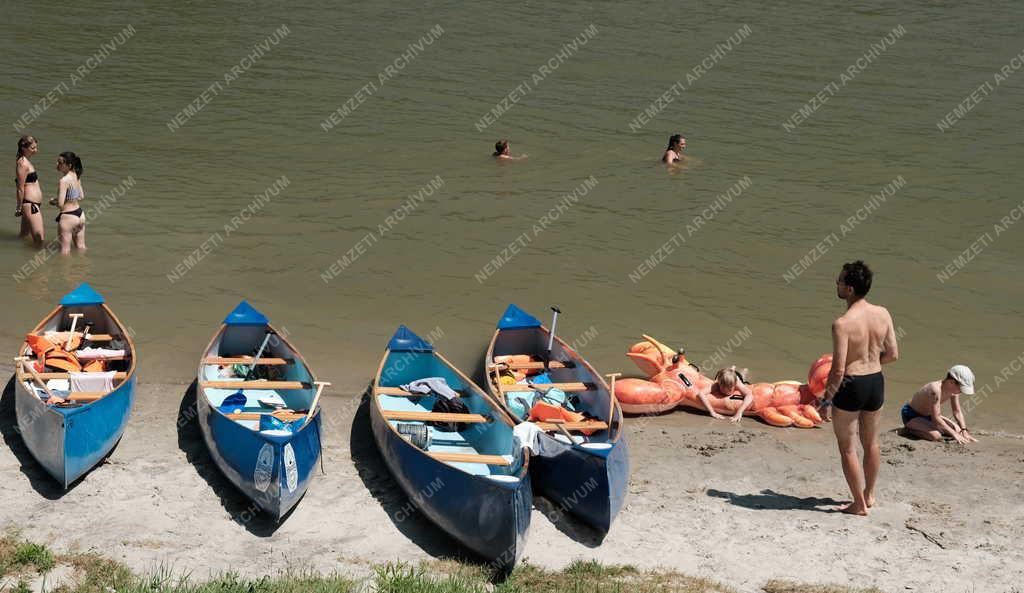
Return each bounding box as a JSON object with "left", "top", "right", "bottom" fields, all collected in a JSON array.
[{"left": 614, "top": 335, "right": 832, "bottom": 428}]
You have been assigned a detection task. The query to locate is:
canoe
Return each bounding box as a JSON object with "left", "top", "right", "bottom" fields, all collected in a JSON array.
[
  {"left": 371, "top": 325, "right": 532, "bottom": 573},
  {"left": 484, "top": 304, "right": 629, "bottom": 536},
  {"left": 196, "top": 301, "right": 324, "bottom": 520},
  {"left": 14, "top": 282, "right": 137, "bottom": 488}
]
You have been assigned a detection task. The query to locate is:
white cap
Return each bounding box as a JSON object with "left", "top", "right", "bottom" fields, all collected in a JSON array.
[{"left": 948, "top": 365, "right": 975, "bottom": 395}]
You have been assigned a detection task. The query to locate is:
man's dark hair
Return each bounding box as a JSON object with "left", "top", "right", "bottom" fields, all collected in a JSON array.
[{"left": 841, "top": 260, "right": 873, "bottom": 297}]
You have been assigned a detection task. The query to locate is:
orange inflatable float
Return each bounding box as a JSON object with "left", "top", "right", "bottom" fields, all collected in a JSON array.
[{"left": 615, "top": 335, "right": 831, "bottom": 428}]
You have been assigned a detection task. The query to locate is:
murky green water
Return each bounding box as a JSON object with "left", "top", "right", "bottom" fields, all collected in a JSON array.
[{"left": 2, "top": 1, "right": 1022, "bottom": 431}]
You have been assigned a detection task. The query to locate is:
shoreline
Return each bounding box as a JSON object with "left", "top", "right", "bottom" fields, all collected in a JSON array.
[{"left": 1, "top": 379, "right": 1021, "bottom": 593}]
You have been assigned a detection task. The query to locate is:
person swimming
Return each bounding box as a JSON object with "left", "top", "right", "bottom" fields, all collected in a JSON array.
[
  {"left": 15, "top": 135, "right": 44, "bottom": 245},
  {"left": 493, "top": 139, "right": 527, "bottom": 161},
  {"left": 51, "top": 151, "right": 86, "bottom": 254},
  {"left": 662, "top": 134, "right": 686, "bottom": 164}
]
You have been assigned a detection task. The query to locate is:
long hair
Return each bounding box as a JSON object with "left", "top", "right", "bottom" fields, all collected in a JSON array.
[
  {"left": 58, "top": 151, "right": 84, "bottom": 178},
  {"left": 714, "top": 365, "right": 750, "bottom": 391},
  {"left": 17, "top": 136, "right": 36, "bottom": 160},
  {"left": 667, "top": 134, "right": 683, "bottom": 150},
  {"left": 493, "top": 139, "right": 509, "bottom": 156}
]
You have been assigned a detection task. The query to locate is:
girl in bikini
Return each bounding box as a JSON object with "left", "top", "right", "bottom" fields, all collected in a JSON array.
[
  {"left": 696, "top": 365, "right": 754, "bottom": 423},
  {"left": 50, "top": 151, "right": 86, "bottom": 254},
  {"left": 15, "top": 136, "right": 44, "bottom": 245}
]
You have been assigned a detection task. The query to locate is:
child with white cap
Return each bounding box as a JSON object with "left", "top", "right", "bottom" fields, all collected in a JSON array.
[{"left": 901, "top": 365, "right": 978, "bottom": 443}]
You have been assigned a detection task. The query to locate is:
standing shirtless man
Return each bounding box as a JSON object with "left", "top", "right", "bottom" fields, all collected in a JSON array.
[{"left": 820, "top": 261, "right": 899, "bottom": 516}]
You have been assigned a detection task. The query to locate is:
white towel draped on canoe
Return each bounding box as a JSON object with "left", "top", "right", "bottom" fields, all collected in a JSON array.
[
  {"left": 69, "top": 371, "right": 115, "bottom": 393},
  {"left": 512, "top": 422, "right": 569, "bottom": 458}
]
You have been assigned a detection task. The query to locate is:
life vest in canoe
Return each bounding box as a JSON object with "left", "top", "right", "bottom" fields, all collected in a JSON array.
[
  {"left": 528, "top": 401, "right": 600, "bottom": 435},
  {"left": 24, "top": 334, "right": 82, "bottom": 373}
]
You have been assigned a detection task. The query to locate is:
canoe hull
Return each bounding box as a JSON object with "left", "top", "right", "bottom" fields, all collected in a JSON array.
[
  {"left": 486, "top": 306, "right": 630, "bottom": 536},
  {"left": 370, "top": 400, "right": 531, "bottom": 571},
  {"left": 14, "top": 291, "right": 136, "bottom": 489},
  {"left": 530, "top": 435, "right": 629, "bottom": 534},
  {"left": 196, "top": 388, "right": 322, "bottom": 521}
]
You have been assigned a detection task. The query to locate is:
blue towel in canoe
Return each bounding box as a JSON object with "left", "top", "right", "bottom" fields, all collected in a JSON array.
[
  {"left": 259, "top": 413, "right": 301, "bottom": 433},
  {"left": 218, "top": 391, "right": 247, "bottom": 413}
]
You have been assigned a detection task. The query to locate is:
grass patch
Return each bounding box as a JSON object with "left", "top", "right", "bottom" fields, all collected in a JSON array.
[
  {"left": 0, "top": 535, "right": 890, "bottom": 593},
  {"left": 1, "top": 535, "right": 55, "bottom": 575},
  {"left": 762, "top": 581, "right": 887, "bottom": 593}
]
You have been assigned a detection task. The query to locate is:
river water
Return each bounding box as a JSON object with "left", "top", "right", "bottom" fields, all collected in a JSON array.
[{"left": 2, "top": 1, "right": 1022, "bottom": 432}]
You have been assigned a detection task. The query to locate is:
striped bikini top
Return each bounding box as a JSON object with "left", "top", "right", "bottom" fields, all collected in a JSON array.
[{"left": 65, "top": 185, "right": 82, "bottom": 201}]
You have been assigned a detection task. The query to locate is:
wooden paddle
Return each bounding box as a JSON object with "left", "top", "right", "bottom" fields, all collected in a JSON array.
[
  {"left": 605, "top": 372, "right": 621, "bottom": 424},
  {"left": 14, "top": 356, "right": 63, "bottom": 404},
  {"left": 248, "top": 331, "right": 274, "bottom": 375},
  {"left": 65, "top": 313, "right": 84, "bottom": 350},
  {"left": 302, "top": 381, "right": 330, "bottom": 428}
]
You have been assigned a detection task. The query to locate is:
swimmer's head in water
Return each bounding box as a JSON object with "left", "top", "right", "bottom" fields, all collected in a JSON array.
[
  {"left": 837, "top": 260, "right": 872, "bottom": 298},
  {"left": 17, "top": 136, "right": 37, "bottom": 159},
  {"left": 494, "top": 139, "right": 509, "bottom": 156},
  {"left": 668, "top": 134, "right": 686, "bottom": 151}
]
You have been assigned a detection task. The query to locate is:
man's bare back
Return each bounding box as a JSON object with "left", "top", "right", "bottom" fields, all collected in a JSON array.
[{"left": 833, "top": 300, "right": 897, "bottom": 376}]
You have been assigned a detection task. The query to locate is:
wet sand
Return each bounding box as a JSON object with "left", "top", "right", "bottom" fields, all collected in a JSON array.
[{"left": 1, "top": 377, "right": 1021, "bottom": 593}]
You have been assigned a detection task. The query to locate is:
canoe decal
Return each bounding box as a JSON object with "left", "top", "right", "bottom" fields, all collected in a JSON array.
[
  {"left": 254, "top": 443, "right": 274, "bottom": 492},
  {"left": 283, "top": 443, "right": 298, "bottom": 493}
]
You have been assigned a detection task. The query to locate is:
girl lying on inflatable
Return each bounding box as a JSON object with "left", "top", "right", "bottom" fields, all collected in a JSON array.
[{"left": 614, "top": 335, "right": 832, "bottom": 428}]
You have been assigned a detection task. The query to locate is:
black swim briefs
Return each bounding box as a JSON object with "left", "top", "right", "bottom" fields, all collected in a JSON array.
[{"left": 832, "top": 372, "right": 884, "bottom": 412}]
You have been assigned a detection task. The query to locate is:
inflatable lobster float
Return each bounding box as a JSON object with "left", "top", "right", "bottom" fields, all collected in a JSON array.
[{"left": 614, "top": 335, "right": 833, "bottom": 428}]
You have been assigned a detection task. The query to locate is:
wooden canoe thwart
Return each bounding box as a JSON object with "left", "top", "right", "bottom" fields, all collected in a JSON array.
[
  {"left": 203, "top": 356, "right": 292, "bottom": 366},
  {"left": 382, "top": 410, "right": 491, "bottom": 423},
  {"left": 535, "top": 420, "right": 609, "bottom": 432},
  {"left": 491, "top": 360, "right": 569, "bottom": 370},
  {"left": 18, "top": 371, "right": 128, "bottom": 381},
  {"left": 198, "top": 380, "right": 310, "bottom": 390},
  {"left": 225, "top": 411, "right": 306, "bottom": 422},
  {"left": 428, "top": 452, "right": 512, "bottom": 466},
  {"left": 498, "top": 382, "right": 589, "bottom": 393}
]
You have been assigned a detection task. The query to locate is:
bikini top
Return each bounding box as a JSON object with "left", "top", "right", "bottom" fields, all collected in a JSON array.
[
  {"left": 25, "top": 171, "right": 38, "bottom": 184},
  {"left": 65, "top": 185, "right": 82, "bottom": 201}
]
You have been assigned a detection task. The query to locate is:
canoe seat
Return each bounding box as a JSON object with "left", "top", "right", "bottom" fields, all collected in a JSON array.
[
  {"left": 35, "top": 332, "right": 114, "bottom": 342},
  {"left": 536, "top": 420, "right": 609, "bottom": 432},
  {"left": 200, "top": 380, "right": 310, "bottom": 390},
  {"left": 382, "top": 410, "right": 491, "bottom": 424},
  {"left": 204, "top": 356, "right": 292, "bottom": 366},
  {"left": 491, "top": 360, "right": 568, "bottom": 370},
  {"left": 499, "top": 382, "right": 589, "bottom": 393},
  {"left": 428, "top": 452, "right": 511, "bottom": 466}
]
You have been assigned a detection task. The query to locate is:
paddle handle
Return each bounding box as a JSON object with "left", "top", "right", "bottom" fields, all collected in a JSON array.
[
  {"left": 14, "top": 356, "right": 60, "bottom": 402},
  {"left": 66, "top": 313, "right": 84, "bottom": 350},
  {"left": 605, "top": 372, "right": 621, "bottom": 423},
  {"left": 249, "top": 332, "right": 273, "bottom": 373},
  {"left": 303, "top": 381, "right": 329, "bottom": 428}
]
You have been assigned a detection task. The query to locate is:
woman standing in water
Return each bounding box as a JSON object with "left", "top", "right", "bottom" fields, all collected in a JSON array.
[
  {"left": 662, "top": 133, "right": 687, "bottom": 165},
  {"left": 50, "top": 151, "right": 86, "bottom": 254},
  {"left": 15, "top": 136, "right": 44, "bottom": 245}
]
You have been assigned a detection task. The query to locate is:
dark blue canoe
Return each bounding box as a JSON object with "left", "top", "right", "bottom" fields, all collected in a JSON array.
[
  {"left": 14, "top": 283, "right": 137, "bottom": 488},
  {"left": 371, "top": 325, "right": 532, "bottom": 574},
  {"left": 485, "top": 304, "right": 629, "bottom": 536},
  {"left": 196, "top": 301, "right": 325, "bottom": 520}
]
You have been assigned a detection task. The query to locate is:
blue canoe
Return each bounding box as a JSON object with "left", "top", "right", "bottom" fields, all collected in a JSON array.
[
  {"left": 196, "top": 301, "right": 324, "bottom": 520},
  {"left": 485, "top": 304, "right": 629, "bottom": 536},
  {"left": 371, "top": 325, "right": 532, "bottom": 573},
  {"left": 14, "top": 282, "right": 137, "bottom": 488}
]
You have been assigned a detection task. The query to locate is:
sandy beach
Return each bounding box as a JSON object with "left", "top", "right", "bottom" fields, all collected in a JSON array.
[{"left": 1, "top": 376, "right": 1020, "bottom": 593}]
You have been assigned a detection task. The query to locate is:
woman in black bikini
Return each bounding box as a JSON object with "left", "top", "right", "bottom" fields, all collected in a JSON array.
[
  {"left": 15, "top": 136, "right": 44, "bottom": 245},
  {"left": 51, "top": 151, "right": 86, "bottom": 254}
]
